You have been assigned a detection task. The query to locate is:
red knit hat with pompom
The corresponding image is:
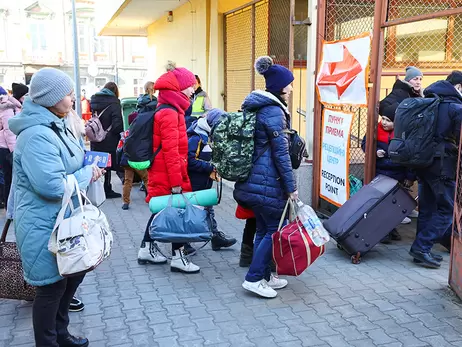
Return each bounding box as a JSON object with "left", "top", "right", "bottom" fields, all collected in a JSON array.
[{"left": 166, "top": 61, "right": 196, "bottom": 91}]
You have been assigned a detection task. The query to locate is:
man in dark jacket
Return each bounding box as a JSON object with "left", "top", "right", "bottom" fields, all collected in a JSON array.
[
  {"left": 410, "top": 71, "right": 462, "bottom": 268},
  {"left": 187, "top": 109, "right": 237, "bottom": 251},
  {"left": 379, "top": 66, "right": 423, "bottom": 119},
  {"left": 90, "top": 82, "right": 124, "bottom": 198}
]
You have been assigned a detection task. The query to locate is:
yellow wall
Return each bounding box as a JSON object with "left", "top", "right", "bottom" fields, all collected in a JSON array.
[
  {"left": 146, "top": 0, "right": 230, "bottom": 109},
  {"left": 146, "top": 0, "right": 208, "bottom": 90},
  {"left": 292, "top": 68, "right": 307, "bottom": 138}
]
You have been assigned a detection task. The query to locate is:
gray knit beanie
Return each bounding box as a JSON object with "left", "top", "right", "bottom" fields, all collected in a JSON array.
[
  {"left": 29, "top": 68, "right": 74, "bottom": 107},
  {"left": 404, "top": 66, "right": 423, "bottom": 82}
]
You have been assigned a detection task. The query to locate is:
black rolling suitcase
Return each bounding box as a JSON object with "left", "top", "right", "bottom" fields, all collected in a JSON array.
[{"left": 323, "top": 175, "right": 416, "bottom": 264}]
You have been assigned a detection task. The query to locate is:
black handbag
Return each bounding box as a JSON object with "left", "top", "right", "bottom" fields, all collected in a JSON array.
[{"left": 285, "top": 129, "right": 308, "bottom": 169}]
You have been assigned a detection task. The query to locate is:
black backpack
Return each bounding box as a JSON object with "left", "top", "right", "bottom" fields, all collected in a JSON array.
[
  {"left": 124, "top": 104, "right": 175, "bottom": 170},
  {"left": 388, "top": 95, "right": 442, "bottom": 168}
]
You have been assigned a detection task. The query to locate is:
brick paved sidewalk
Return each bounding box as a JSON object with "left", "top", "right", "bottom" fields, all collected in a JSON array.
[{"left": 1, "top": 176, "right": 462, "bottom": 347}]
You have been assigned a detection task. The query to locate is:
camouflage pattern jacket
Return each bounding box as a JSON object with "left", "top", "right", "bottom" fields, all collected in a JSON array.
[{"left": 233, "top": 90, "right": 296, "bottom": 216}]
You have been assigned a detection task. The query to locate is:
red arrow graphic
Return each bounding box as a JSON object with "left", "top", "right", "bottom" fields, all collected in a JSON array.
[{"left": 317, "top": 45, "right": 363, "bottom": 99}]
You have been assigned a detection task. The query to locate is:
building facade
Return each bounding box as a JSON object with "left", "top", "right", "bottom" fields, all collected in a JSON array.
[{"left": 0, "top": 0, "right": 149, "bottom": 97}]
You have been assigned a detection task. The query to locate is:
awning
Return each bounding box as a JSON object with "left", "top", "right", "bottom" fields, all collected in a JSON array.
[{"left": 96, "top": 0, "right": 188, "bottom": 37}]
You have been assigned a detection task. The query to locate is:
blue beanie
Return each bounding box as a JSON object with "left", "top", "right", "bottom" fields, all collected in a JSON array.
[
  {"left": 255, "top": 56, "right": 294, "bottom": 94},
  {"left": 206, "top": 108, "right": 225, "bottom": 128},
  {"left": 29, "top": 68, "right": 74, "bottom": 107},
  {"left": 0, "top": 86, "right": 7, "bottom": 95}
]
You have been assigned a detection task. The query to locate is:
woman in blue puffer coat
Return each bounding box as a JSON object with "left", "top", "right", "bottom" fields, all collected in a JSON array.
[
  {"left": 9, "top": 68, "right": 104, "bottom": 347},
  {"left": 234, "top": 56, "right": 298, "bottom": 299}
]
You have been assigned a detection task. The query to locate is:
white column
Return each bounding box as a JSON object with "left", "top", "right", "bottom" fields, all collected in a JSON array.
[
  {"left": 207, "top": 0, "right": 224, "bottom": 109},
  {"left": 305, "top": 0, "right": 318, "bottom": 158}
]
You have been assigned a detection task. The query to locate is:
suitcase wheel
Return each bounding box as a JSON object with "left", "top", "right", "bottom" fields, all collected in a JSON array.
[
  {"left": 351, "top": 252, "right": 361, "bottom": 265},
  {"left": 337, "top": 244, "right": 344, "bottom": 251}
]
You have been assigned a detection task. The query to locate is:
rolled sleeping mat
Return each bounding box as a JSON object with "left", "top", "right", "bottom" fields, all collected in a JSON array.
[{"left": 149, "top": 188, "right": 219, "bottom": 214}]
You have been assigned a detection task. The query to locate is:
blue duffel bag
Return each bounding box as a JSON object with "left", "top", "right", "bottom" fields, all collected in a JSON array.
[{"left": 149, "top": 194, "right": 212, "bottom": 244}]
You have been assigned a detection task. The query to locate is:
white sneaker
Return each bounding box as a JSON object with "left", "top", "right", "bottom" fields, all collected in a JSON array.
[
  {"left": 401, "top": 217, "right": 412, "bottom": 224},
  {"left": 170, "top": 247, "right": 200, "bottom": 274},
  {"left": 408, "top": 210, "right": 419, "bottom": 218},
  {"left": 267, "top": 274, "right": 288, "bottom": 290},
  {"left": 242, "top": 279, "right": 277, "bottom": 298},
  {"left": 137, "top": 242, "right": 167, "bottom": 265}
]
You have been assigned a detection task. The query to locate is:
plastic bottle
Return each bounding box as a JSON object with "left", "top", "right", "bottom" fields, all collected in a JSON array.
[{"left": 296, "top": 200, "right": 330, "bottom": 247}]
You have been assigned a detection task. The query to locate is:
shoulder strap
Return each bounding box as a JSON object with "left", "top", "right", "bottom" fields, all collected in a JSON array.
[
  {"left": 50, "top": 123, "right": 75, "bottom": 157},
  {"left": 155, "top": 104, "right": 177, "bottom": 113},
  {"left": 94, "top": 105, "right": 110, "bottom": 119},
  {"left": 151, "top": 104, "right": 179, "bottom": 157}
]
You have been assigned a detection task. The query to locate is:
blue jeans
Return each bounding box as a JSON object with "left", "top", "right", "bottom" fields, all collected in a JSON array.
[
  {"left": 412, "top": 173, "right": 455, "bottom": 253},
  {"left": 245, "top": 208, "right": 280, "bottom": 283}
]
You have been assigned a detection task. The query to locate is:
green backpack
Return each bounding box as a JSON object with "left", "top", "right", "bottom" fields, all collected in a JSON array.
[{"left": 210, "top": 111, "right": 257, "bottom": 182}]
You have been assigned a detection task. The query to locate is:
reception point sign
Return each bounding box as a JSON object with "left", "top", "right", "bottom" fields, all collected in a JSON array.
[
  {"left": 320, "top": 109, "right": 354, "bottom": 206},
  {"left": 316, "top": 32, "right": 371, "bottom": 107}
]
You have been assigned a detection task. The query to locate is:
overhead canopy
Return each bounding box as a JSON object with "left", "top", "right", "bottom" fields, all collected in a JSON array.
[{"left": 96, "top": 0, "right": 189, "bottom": 37}]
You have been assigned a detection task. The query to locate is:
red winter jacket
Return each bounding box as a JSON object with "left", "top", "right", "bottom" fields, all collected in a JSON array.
[{"left": 146, "top": 71, "right": 192, "bottom": 201}]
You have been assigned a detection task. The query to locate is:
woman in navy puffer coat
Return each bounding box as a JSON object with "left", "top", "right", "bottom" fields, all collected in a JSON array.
[{"left": 235, "top": 56, "right": 297, "bottom": 299}]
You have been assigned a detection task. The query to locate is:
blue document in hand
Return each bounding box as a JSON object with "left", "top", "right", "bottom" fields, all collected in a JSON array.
[{"left": 83, "top": 151, "right": 112, "bottom": 168}]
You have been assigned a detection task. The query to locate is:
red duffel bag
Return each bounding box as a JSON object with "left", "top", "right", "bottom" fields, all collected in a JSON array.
[{"left": 272, "top": 200, "right": 326, "bottom": 276}]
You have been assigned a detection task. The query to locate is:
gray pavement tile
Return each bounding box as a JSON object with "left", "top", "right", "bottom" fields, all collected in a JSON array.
[{"left": 1, "top": 181, "right": 461, "bottom": 347}]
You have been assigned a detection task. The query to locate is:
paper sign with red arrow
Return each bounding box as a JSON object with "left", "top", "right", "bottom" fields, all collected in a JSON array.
[
  {"left": 317, "top": 45, "right": 363, "bottom": 99},
  {"left": 316, "top": 33, "right": 371, "bottom": 106}
]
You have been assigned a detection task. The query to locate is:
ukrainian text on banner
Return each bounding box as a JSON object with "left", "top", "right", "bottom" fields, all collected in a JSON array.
[
  {"left": 320, "top": 109, "right": 354, "bottom": 206},
  {"left": 316, "top": 32, "right": 371, "bottom": 107}
]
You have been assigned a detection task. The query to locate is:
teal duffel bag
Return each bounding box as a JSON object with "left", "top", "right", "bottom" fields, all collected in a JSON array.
[{"left": 149, "top": 183, "right": 221, "bottom": 214}]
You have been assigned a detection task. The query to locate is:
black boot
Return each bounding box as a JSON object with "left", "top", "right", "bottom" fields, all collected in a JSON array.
[
  {"left": 413, "top": 252, "right": 443, "bottom": 264},
  {"left": 239, "top": 244, "right": 253, "bottom": 267},
  {"left": 409, "top": 249, "right": 441, "bottom": 269},
  {"left": 211, "top": 232, "right": 237, "bottom": 251},
  {"left": 390, "top": 228, "right": 402, "bottom": 241},
  {"left": 380, "top": 233, "right": 392, "bottom": 244},
  {"left": 58, "top": 335, "right": 89, "bottom": 347},
  {"left": 104, "top": 170, "right": 121, "bottom": 199},
  {"left": 105, "top": 190, "right": 122, "bottom": 199}
]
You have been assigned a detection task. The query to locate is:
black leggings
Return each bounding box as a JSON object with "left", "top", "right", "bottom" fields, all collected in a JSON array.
[
  {"left": 33, "top": 275, "right": 85, "bottom": 347},
  {"left": 143, "top": 213, "right": 184, "bottom": 253},
  {"left": 0, "top": 148, "right": 12, "bottom": 208},
  {"left": 242, "top": 218, "right": 257, "bottom": 247}
]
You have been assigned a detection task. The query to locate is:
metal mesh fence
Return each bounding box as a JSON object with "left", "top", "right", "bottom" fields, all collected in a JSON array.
[
  {"left": 255, "top": 1, "right": 269, "bottom": 91},
  {"left": 224, "top": 7, "right": 253, "bottom": 112},
  {"left": 383, "top": 11, "right": 462, "bottom": 70},
  {"left": 224, "top": 0, "right": 291, "bottom": 114},
  {"left": 387, "top": 0, "right": 458, "bottom": 21}
]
